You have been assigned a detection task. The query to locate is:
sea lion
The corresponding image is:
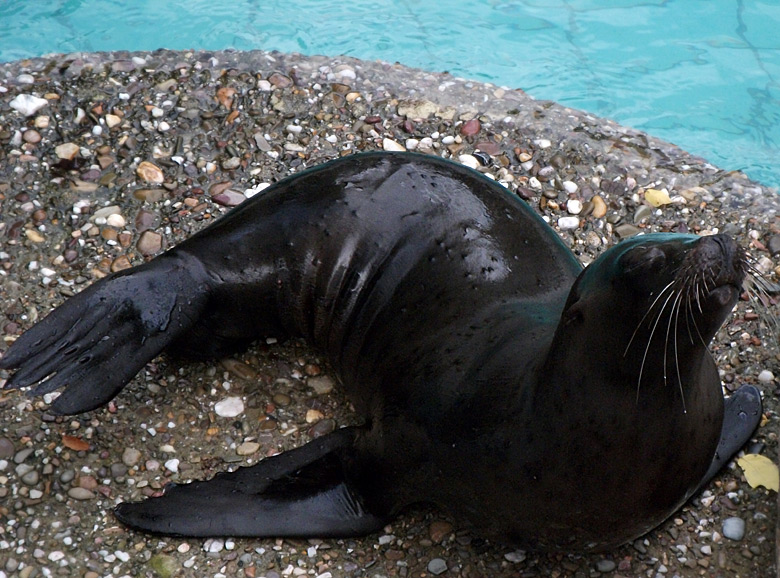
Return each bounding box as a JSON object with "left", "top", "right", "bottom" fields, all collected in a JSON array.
[{"left": 0, "top": 151, "right": 762, "bottom": 551}]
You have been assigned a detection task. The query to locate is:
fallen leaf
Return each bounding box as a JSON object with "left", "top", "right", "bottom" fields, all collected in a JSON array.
[
  {"left": 737, "top": 454, "right": 779, "bottom": 491},
  {"left": 217, "top": 87, "right": 236, "bottom": 109},
  {"left": 62, "top": 435, "right": 90, "bottom": 452},
  {"left": 644, "top": 188, "right": 672, "bottom": 207}
]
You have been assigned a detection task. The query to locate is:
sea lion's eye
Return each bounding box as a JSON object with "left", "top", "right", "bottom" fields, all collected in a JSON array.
[{"left": 620, "top": 246, "right": 666, "bottom": 278}]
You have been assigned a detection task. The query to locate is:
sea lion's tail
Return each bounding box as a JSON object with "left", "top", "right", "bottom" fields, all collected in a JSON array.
[{"left": 114, "top": 426, "right": 387, "bottom": 538}]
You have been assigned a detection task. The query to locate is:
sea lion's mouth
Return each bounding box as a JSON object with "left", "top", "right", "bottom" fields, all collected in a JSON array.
[{"left": 702, "top": 283, "right": 741, "bottom": 311}]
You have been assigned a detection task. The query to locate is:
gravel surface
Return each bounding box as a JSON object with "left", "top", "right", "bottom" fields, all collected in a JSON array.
[{"left": 0, "top": 49, "right": 778, "bottom": 578}]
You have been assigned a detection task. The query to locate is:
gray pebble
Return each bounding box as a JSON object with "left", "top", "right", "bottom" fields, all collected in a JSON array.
[
  {"left": 59, "top": 469, "right": 76, "bottom": 484},
  {"left": 633, "top": 204, "right": 653, "bottom": 223},
  {"left": 14, "top": 447, "right": 34, "bottom": 464},
  {"left": 427, "top": 558, "right": 448, "bottom": 575},
  {"left": 767, "top": 235, "right": 780, "bottom": 256},
  {"left": 0, "top": 437, "right": 14, "bottom": 459},
  {"left": 122, "top": 447, "right": 142, "bottom": 467},
  {"left": 596, "top": 559, "right": 616, "bottom": 572},
  {"left": 21, "top": 469, "right": 39, "bottom": 486},
  {"left": 68, "top": 487, "right": 96, "bottom": 500},
  {"left": 722, "top": 516, "right": 746, "bottom": 541},
  {"left": 111, "top": 463, "right": 128, "bottom": 478}
]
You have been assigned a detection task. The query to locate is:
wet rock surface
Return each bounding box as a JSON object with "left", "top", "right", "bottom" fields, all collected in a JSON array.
[{"left": 0, "top": 49, "right": 778, "bottom": 577}]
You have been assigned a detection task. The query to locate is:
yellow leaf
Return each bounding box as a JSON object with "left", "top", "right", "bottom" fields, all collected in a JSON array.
[
  {"left": 737, "top": 454, "right": 779, "bottom": 491},
  {"left": 645, "top": 188, "right": 672, "bottom": 207}
]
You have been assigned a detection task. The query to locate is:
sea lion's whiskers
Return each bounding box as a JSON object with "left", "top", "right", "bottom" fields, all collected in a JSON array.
[
  {"left": 624, "top": 279, "right": 676, "bottom": 358},
  {"left": 670, "top": 287, "right": 687, "bottom": 413},
  {"left": 636, "top": 284, "right": 678, "bottom": 404}
]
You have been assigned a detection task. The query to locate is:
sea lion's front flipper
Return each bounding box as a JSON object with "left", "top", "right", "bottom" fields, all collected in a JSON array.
[
  {"left": 701, "top": 384, "right": 763, "bottom": 488},
  {"left": 114, "top": 427, "right": 387, "bottom": 538},
  {"left": 0, "top": 254, "right": 210, "bottom": 415}
]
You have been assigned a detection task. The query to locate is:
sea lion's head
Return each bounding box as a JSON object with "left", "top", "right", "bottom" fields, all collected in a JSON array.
[{"left": 550, "top": 233, "right": 746, "bottom": 403}]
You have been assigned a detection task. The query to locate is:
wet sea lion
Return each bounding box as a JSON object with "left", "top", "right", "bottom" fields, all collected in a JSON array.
[{"left": 0, "top": 151, "right": 762, "bottom": 551}]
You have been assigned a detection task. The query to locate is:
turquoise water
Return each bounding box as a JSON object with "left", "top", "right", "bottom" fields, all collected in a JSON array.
[{"left": 0, "top": 0, "right": 778, "bottom": 189}]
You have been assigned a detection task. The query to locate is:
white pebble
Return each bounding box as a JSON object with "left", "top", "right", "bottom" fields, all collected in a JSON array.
[
  {"left": 17, "top": 73, "right": 35, "bottom": 84},
  {"left": 562, "top": 180, "right": 578, "bottom": 193},
  {"left": 106, "top": 214, "right": 126, "bottom": 228},
  {"left": 382, "top": 138, "right": 406, "bottom": 151},
  {"left": 164, "top": 459, "right": 180, "bottom": 473},
  {"left": 244, "top": 182, "right": 270, "bottom": 198},
  {"left": 418, "top": 137, "right": 434, "bottom": 150},
  {"left": 151, "top": 107, "right": 164, "bottom": 118},
  {"left": 722, "top": 517, "right": 745, "bottom": 541},
  {"left": 504, "top": 550, "right": 526, "bottom": 563},
  {"left": 215, "top": 396, "right": 244, "bottom": 417},
  {"left": 405, "top": 138, "right": 419, "bottom": 150},
  {"left": 114, "top": 550, "right": 130, "bottom": 562},
  {"left": 758, "top": 370, "right": 774, "bottom": 383},
  {"left": 534, "top": 138, "right": 552, "bottom": 149},
  {"left": 558, "top": 216, "right": 580, "bottom": 230},
  {"left": 203, "top": 538, "right": 224, "bottom": 553},
  {"left": 158, "top": 121, "right": 170, "bottom": 132},
  {"left": 93, "top": 205, "right": 121, "bottom": 219},
  {"left": 48, "top": 551, "right": 65, "bottom": 561},
  {"left": 257, "top": 79, "right": 272, "bottom": 91},
  {"left": 566, "top": 199, "right": 583, "bottom": 215},
  {"left": 458, "top": 154, "right": 479, "bottom": 170},
  {"left": 10, "top": 94, "right": 49, "bottom": 116},
  {"left": 286, "top": 124, "right": 303, "bottom": 134},
  {"left": 441, "top": 135, "right": 455, "bottom": 145},
  {"left": 528, "top": 177, "right": 542, "bottom": 190}
]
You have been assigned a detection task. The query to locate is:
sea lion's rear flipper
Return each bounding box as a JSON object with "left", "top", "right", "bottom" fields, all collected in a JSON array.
[
  {"left": 114, "top": 427, "right": 387, "bottom": 538},
  {"left": 0, "top": 255, "right": 210, "bottom": 415},
  {"left": 701, "top": 384, "right": 763, "bottom": 488}
]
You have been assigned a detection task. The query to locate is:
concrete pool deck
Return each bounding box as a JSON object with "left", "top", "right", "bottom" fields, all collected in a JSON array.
[{"left": 0, "top": 49, "right": 777, "bottom": 577}]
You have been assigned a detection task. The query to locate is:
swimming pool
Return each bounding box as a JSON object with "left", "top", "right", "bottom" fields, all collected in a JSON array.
[{"left": 0, "top": 0, "right": 777, "bottom": 189}]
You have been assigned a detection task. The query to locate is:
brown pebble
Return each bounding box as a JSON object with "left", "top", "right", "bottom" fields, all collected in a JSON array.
[
  {"left": 221, "top": 358, "right": 258, "bottom": 380},
  {"left": 304, "top": 364, "right": 321, "bottom": 376},
  {"left": 137, "top": 230, "right": 163, "bottom": 255},
  {"left": 236, "top": 441, "right": 261, "bottom": 456},
  {"left": 118, "top": 232, "right": 133, "bottom": 248},
  {"left": 97, "top": 155, "right": 115, "bottom": 169},
  {"left": 460, "top": 118, "right": 481, "bottom": 136},
  {"left": 78, "top": 475, "right": 99, "bottom": 490},
  {"left": 23, "top": 130, "right": 41, "bottom": 144},
  {"left": 384, "top": 549, "right": 405, "bottom": 560},
  {"left": 133, "top": 188, "right": 165, "bottom": 203},
  {"left": 429, "top": 520, "right": 453, "bottom": 543},
  {"left": 137, "top": 161, "right": 164, "bottom": 184},
  {"left": 111, "top": 255, "right": 132, "bottom": 272},
  {"left": 101, "top": 228, "right": 118, "bottom": 241},
  {"left": 272, "top": 393, "right": 291, "bottom": 406},
  {"left": 55, "top": 142, "right": 80, "bottom": 160},
  {"left": 259, "top": 417, "right": 277, "bottom": 431},
  {"left": 308, "top": 418, "right": 335, "bottom": 438},
  {"left": 268, "top": 72, "right": 292, "bottom": 87}
]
